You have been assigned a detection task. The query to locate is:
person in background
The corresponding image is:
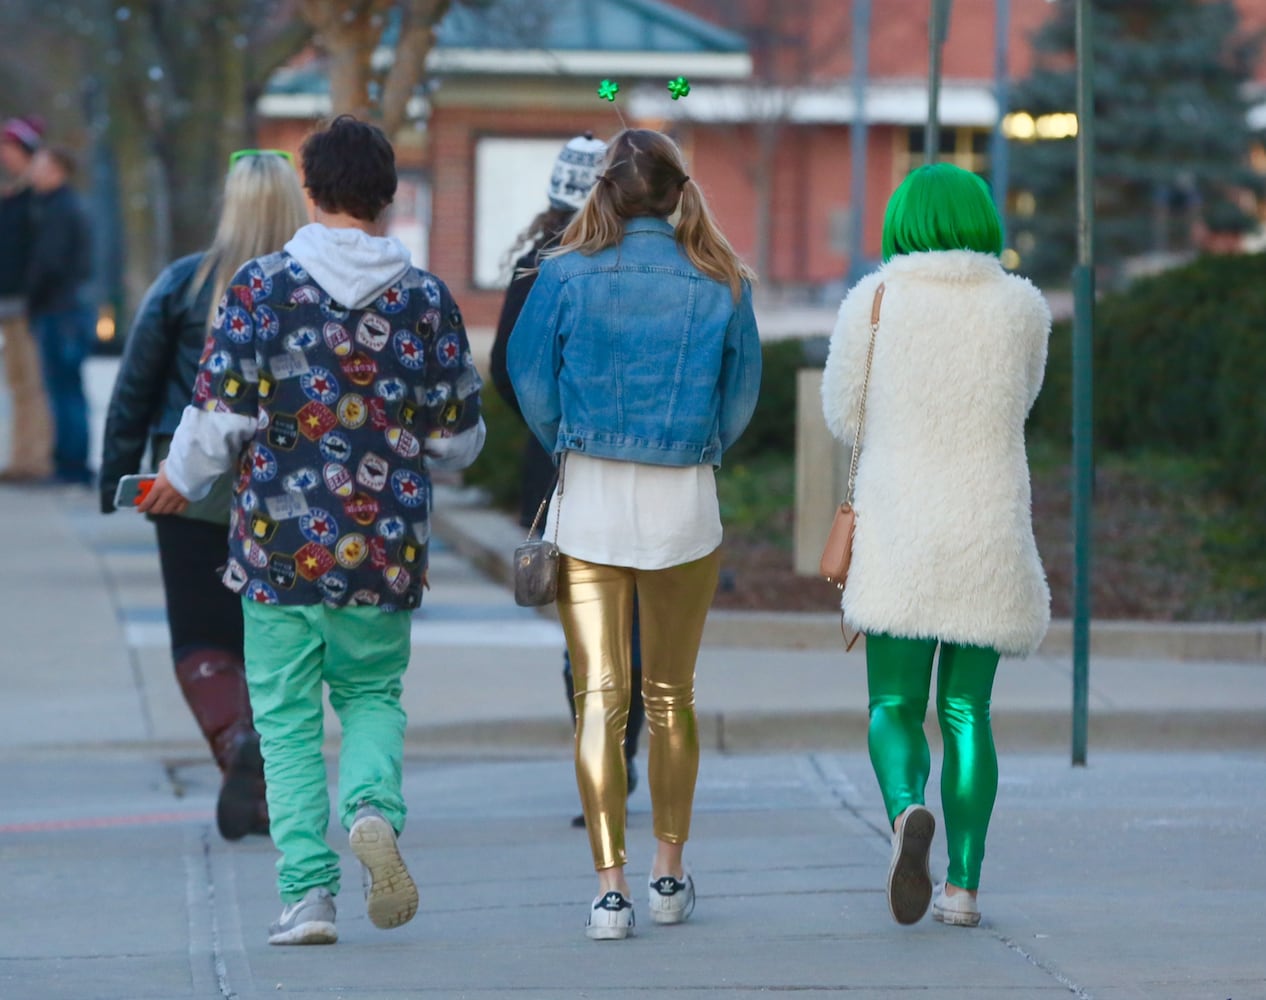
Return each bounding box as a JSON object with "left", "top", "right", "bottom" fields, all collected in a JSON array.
[
  {"left": 0, "top": 115, "right": 53, "bottom": 483},
  {"left": 100, "top": 149, "right": 310, "bottom": 841},
  {"left": 140, "top": 116, "right": 485, "bottom": 947},
  {"left": 820, "top": 163, "right": 1051, "bottom": 929},
  {"left": 509, "top": 128, "right": 761, "bottom": 940},
  {"left": 27, "top": 144, "right": 94, "bottom": 486},
  {"left": 488, "top": 132, "right": 645, "bottom": 828}
]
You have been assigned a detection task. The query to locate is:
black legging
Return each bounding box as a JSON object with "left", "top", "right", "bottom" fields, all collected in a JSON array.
[{"left": 153, "top": 515, "right": 243, "bottom": 659}]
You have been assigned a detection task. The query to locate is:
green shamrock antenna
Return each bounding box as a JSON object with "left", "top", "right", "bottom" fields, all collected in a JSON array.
[
  {"left": 597, "top": 79, "right": 620, "bottom": 101},
  {"left": 667, "top": 76, "right": 691, "bottom": 100}
]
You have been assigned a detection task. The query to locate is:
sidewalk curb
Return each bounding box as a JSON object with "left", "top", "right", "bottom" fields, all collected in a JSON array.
[
  {"left": 431, "top": 492, "right": 1266, "bottom": 664},
  {"left": 9, "top": 707, "right": 1261, "bottom": 760}
]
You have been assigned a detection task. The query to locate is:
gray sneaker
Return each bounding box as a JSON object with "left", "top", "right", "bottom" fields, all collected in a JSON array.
[
  {"left": 349, "top": 804, "right": 419, "bottom": 929},
  {"left": 267, "top": 887, "right": 337, "bottom": 945}
]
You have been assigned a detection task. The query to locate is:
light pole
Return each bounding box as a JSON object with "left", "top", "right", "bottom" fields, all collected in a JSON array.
[
  {"left": 927, "top": 0, "right": 953, "bottom": 163},
  {"left": 1071, "top": 0, "right": 1095, "bottom": 766},
  {"left": 846, "top": 0, "right": 873, "bottom": 285},
  {"left": 990, "top": 0, "right": 1011, "bottom": 218}
]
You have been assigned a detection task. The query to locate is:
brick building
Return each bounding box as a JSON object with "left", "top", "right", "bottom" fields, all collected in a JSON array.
[{"left": 258, "top": 0, "right": 1266, "bottom": 329}]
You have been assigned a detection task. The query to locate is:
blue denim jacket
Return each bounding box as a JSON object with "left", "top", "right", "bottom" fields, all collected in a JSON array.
[{"left": 507, "top": 217, "right": 762, "bottom": 467}]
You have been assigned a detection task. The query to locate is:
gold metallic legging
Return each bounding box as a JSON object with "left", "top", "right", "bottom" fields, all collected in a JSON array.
[{"left": 557, "top": 550, "right": 720, "bottom": 871}]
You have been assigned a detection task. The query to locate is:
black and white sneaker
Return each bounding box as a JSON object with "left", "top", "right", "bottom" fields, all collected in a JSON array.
[
  {"left": 586, "top": 890, "right": 636, "bottom": 940},
  {"left": 648, "top": 871, "right": 696, "bottom": 924}
]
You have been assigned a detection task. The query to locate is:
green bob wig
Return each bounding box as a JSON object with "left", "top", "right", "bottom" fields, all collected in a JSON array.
[{"left": 881, "top": 163, "right": 1003, "bottom": 262}]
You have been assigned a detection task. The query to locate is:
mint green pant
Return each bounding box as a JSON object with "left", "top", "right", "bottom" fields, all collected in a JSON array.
[
  {"left": 242, "top": 600, "right": 411, "bottom": 903},
  {"left": 865, "top": 632, "right": 1001, "bottom": 891}
]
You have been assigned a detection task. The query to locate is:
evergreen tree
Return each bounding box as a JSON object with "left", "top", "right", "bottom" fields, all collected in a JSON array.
[{"left": 1008, "top": 0, "right": 1263, "bottom": 283}]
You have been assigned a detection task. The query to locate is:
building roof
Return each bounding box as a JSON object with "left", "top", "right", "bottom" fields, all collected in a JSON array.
[
  {"left": 431, "top": 0, "right": 747, "bottom": 55},
  {"left": 260, "top": 0, "right": 750, "bottom": 117}
]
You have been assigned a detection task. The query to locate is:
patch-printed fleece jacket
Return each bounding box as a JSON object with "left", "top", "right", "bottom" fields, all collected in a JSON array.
[{"left": 165, "top": 222, "right": 486, "bottom": 612}]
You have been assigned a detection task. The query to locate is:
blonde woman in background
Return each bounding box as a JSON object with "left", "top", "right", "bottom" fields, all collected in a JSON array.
[
  {"left": 508, "top": 128, "right": 762, "bottom": 940},
  {"left": 100, "top": 150, "right": 309, "bottom": 840}
]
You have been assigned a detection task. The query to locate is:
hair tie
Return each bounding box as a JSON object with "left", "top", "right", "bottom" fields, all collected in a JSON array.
[{"left": 679, "top": 175, "right": 690, "bottom": 188}]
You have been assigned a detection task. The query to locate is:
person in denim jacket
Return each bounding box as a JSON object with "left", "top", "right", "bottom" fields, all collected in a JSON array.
[{"left": 508, "top": 128, "right": 761, "bottom": 940}]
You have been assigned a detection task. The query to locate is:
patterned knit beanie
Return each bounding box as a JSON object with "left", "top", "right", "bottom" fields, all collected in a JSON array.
[{"left": 547, "top": 132, "right": 607, "bottom": 212}]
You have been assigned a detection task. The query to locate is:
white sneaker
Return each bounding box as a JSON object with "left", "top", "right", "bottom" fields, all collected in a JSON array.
[
  {"left": 349, "top": 805, "right": 418, "bottom": 930},
  {"left": 648, "top": 871, "right": 696, "bottom": 924},
  {"left": 267, "top": 886, "right": 338, "bottom": 945},
  {"left": 932, "top": 884, "right": 981, "bottom": 927},
  {"left": 586, "top": 890, "right": 636, "bottom": 940},
  {"left": 887, "top": 805, "right": 935, "bottom": 925}
]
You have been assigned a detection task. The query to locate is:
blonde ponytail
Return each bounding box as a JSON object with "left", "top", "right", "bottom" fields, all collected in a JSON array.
[
  {"left": 675, "top": 178, "right": 755, "bottom": 301},
  {"left": 545, "top": 129, "right": 755, "bottom": 301}
]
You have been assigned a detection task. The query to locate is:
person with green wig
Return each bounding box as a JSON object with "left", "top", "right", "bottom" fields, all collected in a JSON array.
[{"left": 820, "top": 163, "right": 1051, "bottom": 928}]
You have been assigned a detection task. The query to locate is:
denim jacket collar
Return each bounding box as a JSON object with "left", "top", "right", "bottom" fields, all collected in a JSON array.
[{"left": 623, "top": 216, "right": 674, "bottom": 237}]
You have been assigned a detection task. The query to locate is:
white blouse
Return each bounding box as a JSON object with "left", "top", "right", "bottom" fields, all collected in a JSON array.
[{"left": 543, "top": 452, "right": 721, "bottom": 570}]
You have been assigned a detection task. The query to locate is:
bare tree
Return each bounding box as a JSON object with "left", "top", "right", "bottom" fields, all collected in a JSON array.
[
  {"left": 1, "top": 1, "right": 311, "bottom": 316},
  {"left": 297, "top": 0, "right": 447, "bottom": 134}
]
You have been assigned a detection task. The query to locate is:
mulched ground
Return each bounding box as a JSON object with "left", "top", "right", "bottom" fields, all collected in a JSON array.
[{"left": 713, "top": 462, "right": 1257, "bottom": 619}]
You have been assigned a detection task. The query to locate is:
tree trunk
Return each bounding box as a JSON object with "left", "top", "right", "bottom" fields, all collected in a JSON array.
[{"left": 379, "top": 0, "right": 451, "bottom": 134}]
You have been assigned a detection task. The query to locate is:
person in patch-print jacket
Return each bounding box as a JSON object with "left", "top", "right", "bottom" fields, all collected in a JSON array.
[{"left": 142, "top": 116, "right": 484, "bottom": 947}]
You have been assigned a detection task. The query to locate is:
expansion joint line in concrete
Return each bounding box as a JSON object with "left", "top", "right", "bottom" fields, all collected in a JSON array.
[{"left": 802, "top": 753, "right": 1095, "bottom": 999}]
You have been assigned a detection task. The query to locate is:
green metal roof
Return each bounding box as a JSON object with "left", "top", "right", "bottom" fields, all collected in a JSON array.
[
  {"left": 433, "top": 0, "right": 747, "bottom": 54},
  {"left": 263, "top": 0, "right": 748, "bottom": 101}
]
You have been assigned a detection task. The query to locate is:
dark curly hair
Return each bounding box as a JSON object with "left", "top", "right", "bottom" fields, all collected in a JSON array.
[{"left": 300, "top": 115, "right": 396, "bottom": 222}]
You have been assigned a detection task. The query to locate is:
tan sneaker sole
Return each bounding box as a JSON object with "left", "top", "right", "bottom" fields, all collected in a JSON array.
[{"left": 349, "top": 814, "right": 419, "bottom": 929}]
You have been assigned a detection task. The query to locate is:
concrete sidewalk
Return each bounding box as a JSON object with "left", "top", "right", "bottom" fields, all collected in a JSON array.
[{"left": 1, "top": 473, "right": 1265, "bottom": 999}]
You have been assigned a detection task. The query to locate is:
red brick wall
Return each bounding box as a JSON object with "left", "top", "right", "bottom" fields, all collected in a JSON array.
[{"left": 426, "top": 103, "right": 640, "bottom": 327}]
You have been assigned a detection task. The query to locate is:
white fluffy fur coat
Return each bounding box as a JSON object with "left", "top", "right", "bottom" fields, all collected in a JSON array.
[{"left": 821, "top": 250, "right": 1052, "bottom": 657}]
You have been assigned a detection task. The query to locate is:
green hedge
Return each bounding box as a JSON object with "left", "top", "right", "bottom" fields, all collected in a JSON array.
[
  {"left": 1028, "top": 252, "right": 1266, "bottom": 500},
  {"left": 464, "top": 338, "right": 808, "bottom": 509},
  {"left": 464, "top": 382, "right": 530, "bottom": 510}
]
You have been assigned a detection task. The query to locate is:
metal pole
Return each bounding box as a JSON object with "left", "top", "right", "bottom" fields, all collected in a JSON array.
[
  {"left": 1071, "top": 0, "right": 1095, "bottom": 766},
  {"left": 990, "top": 0, "right": 1011, "bottom": 217},
  {"left": 926, "top": 0, "right": 953, "bottom": 163},
  {"left": 847, "top": 0, "right": 873, "bottom": 284}
]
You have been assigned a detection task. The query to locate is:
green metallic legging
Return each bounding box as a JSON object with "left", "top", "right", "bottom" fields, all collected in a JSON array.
[{"left": 866, "top": 632, "right": 1001, "bottom": 891}]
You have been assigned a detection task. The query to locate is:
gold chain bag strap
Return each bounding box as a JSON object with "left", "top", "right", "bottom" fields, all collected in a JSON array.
[
  {"left": 819, "top": 282, "right": 885, "bottom": 649},
  {"left": 514, "top": 453, "right": 565, "bottom": 607}
]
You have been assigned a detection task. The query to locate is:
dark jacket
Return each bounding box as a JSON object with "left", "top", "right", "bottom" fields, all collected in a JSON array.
[
  {"left": 100, "top": 253, "right": 214, "bottom": 512},
  {"left": 28, "top": 184, "right": 93, "bottom": 314},
  {"left": 489, "top": 244, "right": 556, "bottom": 526},
  {"left": 0, "top": 185, "right": 33, "bottom": 300}
]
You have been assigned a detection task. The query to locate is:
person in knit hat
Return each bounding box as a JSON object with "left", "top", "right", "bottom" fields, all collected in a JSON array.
[
  {"left": 488, "top": 132, "right": 646, "bottom": 829},
  {"left": 0, "top": 115, "right": 54, "bottom": 482}
]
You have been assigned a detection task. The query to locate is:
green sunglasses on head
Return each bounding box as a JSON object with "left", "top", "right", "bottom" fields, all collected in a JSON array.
[{"left": 228, "top": 148, "right": 295, "bottom": 168}]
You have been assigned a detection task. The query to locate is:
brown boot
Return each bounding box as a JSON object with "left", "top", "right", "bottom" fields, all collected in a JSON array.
[{"left": 174, "top": 649, "right": 268, "bottom": 841}]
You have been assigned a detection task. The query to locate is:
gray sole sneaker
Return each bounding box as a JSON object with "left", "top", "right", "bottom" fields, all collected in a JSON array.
[
  {"left": 349, "top": 808, "right": 419, "bottom": 930},
  {"left": 887, "top": 805, "right": 935, "bottom": 925},
  {"left": 268, "top": 887, "right": 338, "bottom": 945}
]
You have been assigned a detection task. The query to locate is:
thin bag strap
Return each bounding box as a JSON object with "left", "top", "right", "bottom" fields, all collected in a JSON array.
[
  {"left": 524, "top": 451, "right": 566, "bottom": 544},
  {"left": 845, "top": 282, "right": 885, "bottom": 505}
]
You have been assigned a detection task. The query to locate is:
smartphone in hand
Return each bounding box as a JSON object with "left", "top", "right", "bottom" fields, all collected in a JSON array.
[{"left": 114, "top": 474, "right": 157, "bottom": 509}]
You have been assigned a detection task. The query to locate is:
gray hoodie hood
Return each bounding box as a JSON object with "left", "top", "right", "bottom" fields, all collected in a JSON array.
[{"left": 284, "top": 223, "right": 413, "bottom": 309}]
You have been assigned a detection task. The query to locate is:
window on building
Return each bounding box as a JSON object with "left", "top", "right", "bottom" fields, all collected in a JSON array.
[
  {"left": 473, "top": 136, "right": 573, "bottom": 289},
  {"left": 894, "top": 126, "right": 992, "bottom": 180}
]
